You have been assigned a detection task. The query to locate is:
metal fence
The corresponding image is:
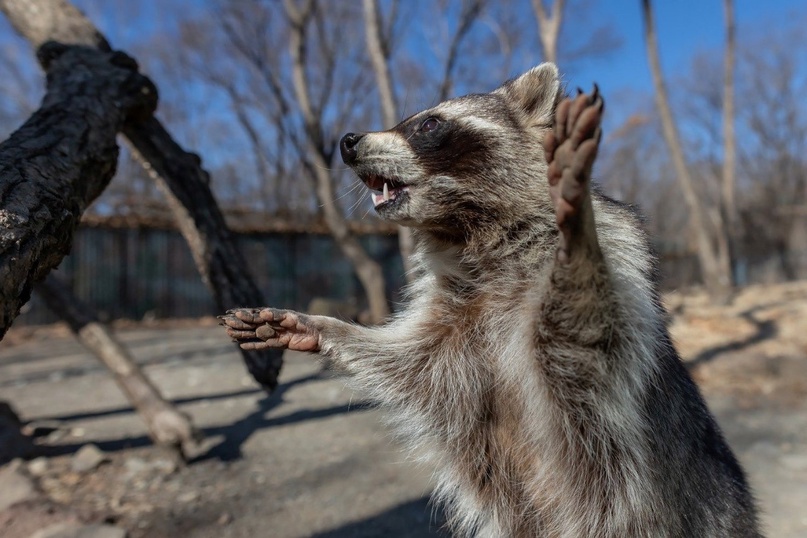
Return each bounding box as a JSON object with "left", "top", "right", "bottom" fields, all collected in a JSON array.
[
  {"left": 15, "top": 226, "right": 405, "bottom": 326},
  {"left": 12, "top": 225, "right": 807, "bottom": 326}
]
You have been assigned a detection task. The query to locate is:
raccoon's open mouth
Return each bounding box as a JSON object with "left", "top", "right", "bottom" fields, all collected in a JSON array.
[{"left": 363, "top": 175, "right": 409, "bottom": 208}]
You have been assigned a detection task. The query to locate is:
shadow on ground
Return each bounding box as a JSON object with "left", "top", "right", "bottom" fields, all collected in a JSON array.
[
  {"left": 310, "top": 496, "right": 447, "bottom": 538},
  {"left": 687, "top": 306, "right": 779, "bottom": 368},
  {"left": 197, "top": 371, "right": 374, "bottom": 461},
  {"left": 28, "top": 371, "right": 374, "bottom": 463}
]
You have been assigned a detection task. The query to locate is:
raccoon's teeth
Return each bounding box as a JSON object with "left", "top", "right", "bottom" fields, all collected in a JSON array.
[{"left": 383, "top": 182, "right": 390, "bottom": 202}]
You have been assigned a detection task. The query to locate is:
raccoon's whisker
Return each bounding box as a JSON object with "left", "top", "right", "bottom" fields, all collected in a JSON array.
[
  {"left": 333, "top": 180, "right": 365, "bottom": 203},
  {"left": 343, "top": 198, "right": 364, "bottom": 217},
  {"left": 360, "top": 206, "right": 373, "bottom": 219},
  {"left": 347, "top": 191, "right": 368, "bottom": 216}
]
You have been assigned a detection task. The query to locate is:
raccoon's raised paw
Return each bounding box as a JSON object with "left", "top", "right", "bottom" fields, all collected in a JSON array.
[
  {"left": 219, "top": 308, "right": 321, "bottom": 352},
  {"left": 542, "top": 85, "right": 604, "bottom": 263}
]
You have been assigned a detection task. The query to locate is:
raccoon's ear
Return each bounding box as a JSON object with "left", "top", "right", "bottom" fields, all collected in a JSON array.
[{"left": 494, "top": 63, "right": 562, "bottom": 127}]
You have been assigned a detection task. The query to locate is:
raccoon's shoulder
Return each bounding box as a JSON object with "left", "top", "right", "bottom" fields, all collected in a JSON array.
[{"left": 591, "top": 185, "right": 663, "bottom": 301}]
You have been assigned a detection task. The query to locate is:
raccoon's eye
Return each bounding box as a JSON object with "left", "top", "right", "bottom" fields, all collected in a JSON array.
[{"left": 420, "top": 117, "right": 440, "bottom": 133}]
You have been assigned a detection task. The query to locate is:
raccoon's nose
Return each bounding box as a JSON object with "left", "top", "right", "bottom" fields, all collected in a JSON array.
[{"left": 340, "top": 132, "right": 364, "bottom": 164}]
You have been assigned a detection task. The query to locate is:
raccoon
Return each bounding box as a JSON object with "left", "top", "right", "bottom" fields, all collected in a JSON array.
[{"left": 221, "top": 64, "right": 760, "bottom": 537}]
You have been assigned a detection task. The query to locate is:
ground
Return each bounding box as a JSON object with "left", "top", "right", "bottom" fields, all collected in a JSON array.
[{"left": 1, "top": 281, "right": 806, "bottom": 537}]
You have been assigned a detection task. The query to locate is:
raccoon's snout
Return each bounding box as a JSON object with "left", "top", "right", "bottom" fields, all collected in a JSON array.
[{"left": 340, "top": 132, "right": 364, "bottom": 165}]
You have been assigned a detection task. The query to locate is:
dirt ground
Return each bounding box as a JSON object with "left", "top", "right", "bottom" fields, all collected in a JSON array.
[{"left": 1, "top": 281, "right": 806, "bottom": 537}]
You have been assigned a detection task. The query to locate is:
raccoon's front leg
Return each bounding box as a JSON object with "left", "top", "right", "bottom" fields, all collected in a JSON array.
[
  {"left": 542, "top": 85, "right": 604, "bottom": 264},
  {"left": 537, "top": 86, "right": 615, "bottom": 384},
  {"left": 220, "top": 308, "right": 351, "bottom": 353}
]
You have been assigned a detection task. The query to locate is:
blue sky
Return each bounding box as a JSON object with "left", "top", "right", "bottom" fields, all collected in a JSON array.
[
  {"left": 575, "top": 0, "right": 805, "bottom": 92},
  {"left": 3, "top": 0, "right": 804, "bottom": 95},
  {"left": 1, "top": 0, "right": 805, "bottom": 166}
]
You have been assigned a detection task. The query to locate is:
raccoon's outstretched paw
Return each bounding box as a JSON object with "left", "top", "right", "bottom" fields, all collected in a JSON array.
[
  {"left": 219, "top": 308, "right": 322, "bottom": 353},
  {"left": 542, "top": 85, "right": 604, "bottom": 264}
]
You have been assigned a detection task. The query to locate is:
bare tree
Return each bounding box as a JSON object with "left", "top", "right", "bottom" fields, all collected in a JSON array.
[
  {"left": 0, "top": 43, "right": 155, "bottom": 337},
  {"left": 641, "top": 0, "right": 732, "bottom": 299},
  {"left": 735, "top": 25, "right": 807, "bottom": 279},
  {"left": 721, "top": 0, "right": 738, "bottom": 264},
  {"left": 362, "top": 0, "right": 491, "bottom": 282},
  {"left": 184, "top": 1, "right": 390, "bottom": 321},
  {"left": 530, "top": 0, "right": 622, "bottom": 69},
  {"left": 362, "top": 0, "right": 417, "bottom": 281},
  {"left": 531, "top": 0, "right": 566, "bottom": 65},
  {"left": 436, "top": 0, "right": 486, "bottom": 101},
  {"left": 363, "top": 0, "right": 399, "bottom": 131},
  {"left": 1, "top": 0, "right": 284, "bottom": 388},
  {"left": 284, "top": 0, "right": 390, "bottom": 322},
  {"left": 37, "top": 274, "right": 201, "bottom": 458}
]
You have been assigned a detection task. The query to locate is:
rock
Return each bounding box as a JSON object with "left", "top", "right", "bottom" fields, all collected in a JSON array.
[
  {"left": 31, "top": 522, "right": 127, "bottom": 538},
  {"left": 61, "top": 472, "right": 82, "bottom": 486},
  {"left": 46, "top": 429, "right": 69, "bottom": 443},
  {"left": 151, "top": 458, "right": 178, "bottom": 475},
  {"left": 0, "top": 460, "right": 38, "bottom": 510},
  {"left": 217, "top": 512, "right": 233, "bottom": 525},
  {"left": 124, "top": 456, "right": 177, "bottom": 478},
  {"left": 177, "top": 490, "right": 199, "bottom": 503},
  {"left": 28, "top": 456, "right": 50, "bottom": 477},
  {"left": 22, "top": 419, "right": 65, "bottom": 438},
  {"left": 71, "top": 444, "right": 109, "bottom": 473},
  {"left": 123, "top": 457, "right": 148, "bottom": 475}
]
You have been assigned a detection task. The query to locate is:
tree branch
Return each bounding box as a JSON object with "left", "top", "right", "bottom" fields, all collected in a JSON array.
[
  {"left": 37, "top": 274, "right": 202, "bottom": 458},
  {"left": 0, "top": 44, "right": 155, "bottom": 338},
  {"left": 1, "top": 0, "right": 284, "bottom": 388},
  {"left": 284, "top": 0, "right": 390, "bottom": 323},
  {"left": 641, "top": 0, "right": 731, "bottom": 296},
  {"left": 438, "top": 0, "right": 485, "bottom": 101},
  {"left": 721, "top": 0, "right": 738, "bottom": 248},
  {"left": 531, "top": 0, "right": 565, "bottom": 65}
]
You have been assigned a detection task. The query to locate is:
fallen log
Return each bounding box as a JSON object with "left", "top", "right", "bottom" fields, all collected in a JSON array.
[{"left": 37, "top": 274, "right": 203, "bottom": 459}]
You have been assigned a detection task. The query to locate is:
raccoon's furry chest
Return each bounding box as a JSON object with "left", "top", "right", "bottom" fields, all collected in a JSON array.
[
  {"left": 389, "top": 259, "right": 638, "bottom": 535},
  {"left": 392, "top": 282, "right": 548, "bottom": 516}
]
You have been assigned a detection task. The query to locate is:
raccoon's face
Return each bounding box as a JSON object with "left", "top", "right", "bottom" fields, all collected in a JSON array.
[{"left": 340, "top": 63, "right": 562, "bottom": 239}]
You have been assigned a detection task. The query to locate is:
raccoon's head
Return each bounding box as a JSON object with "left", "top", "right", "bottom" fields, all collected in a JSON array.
[{"left": 341, "top": 63, "right": 562, "bottom": 242}]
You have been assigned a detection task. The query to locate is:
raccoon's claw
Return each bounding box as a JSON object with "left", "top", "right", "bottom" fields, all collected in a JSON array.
[{"left": 543, "top": 85, "right": 604, "bottom": 264}]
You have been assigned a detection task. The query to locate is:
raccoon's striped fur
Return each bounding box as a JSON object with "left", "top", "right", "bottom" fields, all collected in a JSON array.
[{"left": 223, "top": 63, "right": 760, "bottom": 537}]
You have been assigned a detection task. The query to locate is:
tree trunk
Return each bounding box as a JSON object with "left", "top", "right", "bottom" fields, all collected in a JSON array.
[
  {"left": 37, "top": 274, "right": 202, "bottom": 459},
  {"left": 361, "top": 0, "right": 415, "bottom": 283},
  {"left": 437, "top": 0, "right": 485, "bottom": 102},
  {"left": 531, "top": 0, "right": 566, "bottom": 65},
  {"left": 362, "top": 0, "right": 397, "bottom": 130},
  {"left": 1, "top": 0, "right": 283, "bottom": 389},
  {"left": 0, "top": 0, "right": 109, "bottom": 50},
  {"left": 641, "top": 0, "right": 732, "bottom": 298},
  {"left": 721, "top": 0, "right": 738, "bottom": 282},
  {"left": 285, "top": 0, "right": 390, "bottom": 323},
  {"left": 0, "top": 43, "right": 155, "bottom": 339}
]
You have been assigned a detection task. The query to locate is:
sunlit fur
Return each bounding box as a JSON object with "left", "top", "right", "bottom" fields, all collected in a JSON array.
[{"left": 310, "top": 64, "right": 759, "bottom": 537}]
